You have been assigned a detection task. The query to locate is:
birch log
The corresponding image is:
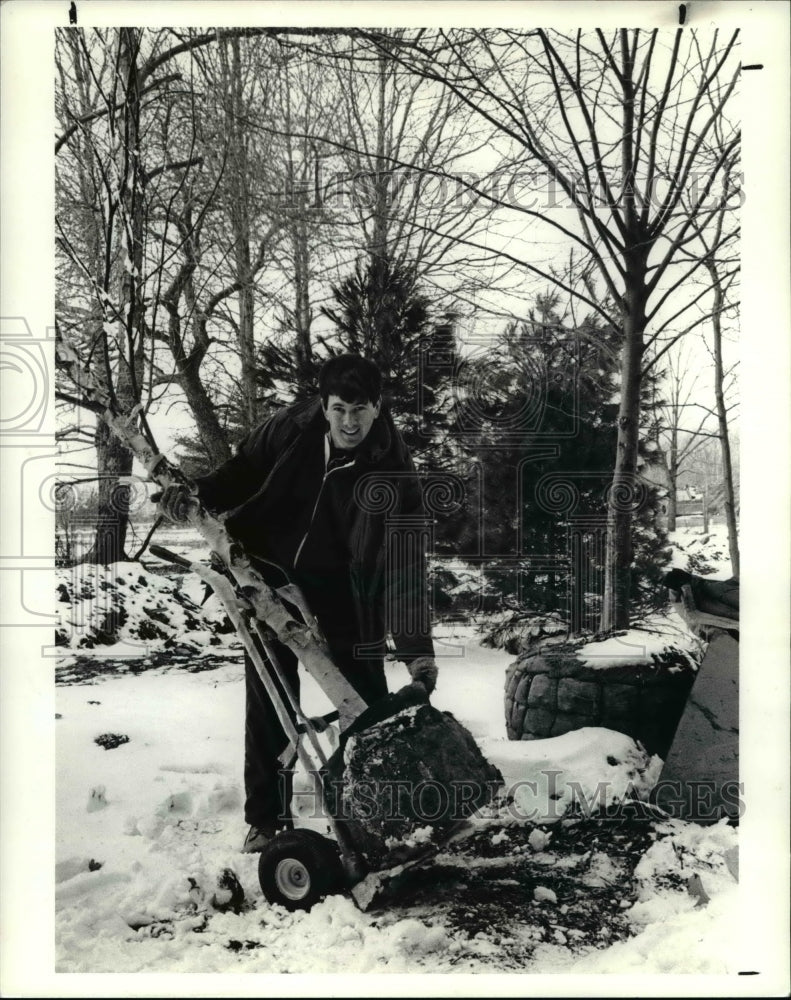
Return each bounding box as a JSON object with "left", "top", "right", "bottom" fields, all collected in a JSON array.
[{"left": 55, "top": 336, "right": 367, "bottom": 726}]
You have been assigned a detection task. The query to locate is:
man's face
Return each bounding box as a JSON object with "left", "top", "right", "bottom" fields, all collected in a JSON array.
[{"left": 323, "top": 394, "right": 381, "bottom": 450}]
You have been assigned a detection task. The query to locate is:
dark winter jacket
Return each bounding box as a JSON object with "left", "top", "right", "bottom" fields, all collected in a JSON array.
[{"left": 195, "top": 397, "right": 434, "bottom": 665}]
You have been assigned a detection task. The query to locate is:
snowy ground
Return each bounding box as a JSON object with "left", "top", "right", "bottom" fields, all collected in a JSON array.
[
  {"left": 53, "top": 618, "right": 744, "bottom": 978},
  {"left": 7, "top": 521, "right": 781, "bottom": 993},
  {"left": 666, "top": 521, "right": 736, "bottom": 580}
]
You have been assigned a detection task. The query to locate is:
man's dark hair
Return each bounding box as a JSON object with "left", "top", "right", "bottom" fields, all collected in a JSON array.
[{"left": 319, "top": 354, "right": 382, "bottom": 406}]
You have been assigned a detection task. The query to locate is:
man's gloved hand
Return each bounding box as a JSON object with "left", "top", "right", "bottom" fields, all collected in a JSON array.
[
  {"left": 152, "top": 484, "right": 198, "bottom": 524},
  {"left": 407, "top": 656, "right": 438, "bottom": 694}
]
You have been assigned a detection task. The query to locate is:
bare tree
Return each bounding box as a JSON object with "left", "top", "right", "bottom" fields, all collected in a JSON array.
[
  {"left": 55, "top": 29, "right": 309, "bottom": 505},
  {"left": 330, "top": 32, "right": 496, "bottom": 296},
  {"left": 56, "top": 25, "right": 740, "bottom": 614},
  {"left": 55, "top": 28, "right": 153, "bottom": 563},
  {"left": 706, "top": 276, "right": 739, "bottom": 578},
  {"left": 652, "top": 339, "right": 738, "bottom": 533},
  {"left": 372, "top": 27, "right": 740, "bottom": 629},
  {"left": 56, "top": 28, "right": 237, "bottom": 555},
  {"left": 255, "top": 42, "right": 344, "bottom": 388},
  {"left": 680, "top": 69, "right": 741, "bottom": 576}
]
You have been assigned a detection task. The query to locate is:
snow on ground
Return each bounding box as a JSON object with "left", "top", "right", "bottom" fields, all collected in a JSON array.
[
  {"left": 478, "top": 727, "right": 662, "bottom": 825},
  {"left": 47, "top": 522, "right": 760, "bottom": 981},
  {"left": 55, "top": 619, "right": 741, "bottom": 977},
  {"left": 55, "top": 558, "right": 236, "bottom": 653},
  {"left": 667, "top": 522, "right": 736, "bottom": 580}
]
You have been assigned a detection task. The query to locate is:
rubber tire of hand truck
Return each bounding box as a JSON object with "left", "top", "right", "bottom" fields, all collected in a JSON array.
[{"left": 258, "top": 829, "right": 344, "bottom": 912}]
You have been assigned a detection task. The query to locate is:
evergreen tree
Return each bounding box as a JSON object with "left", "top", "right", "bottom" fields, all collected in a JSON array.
[
  {"left": 320, "top": 257, "right": 460, "bottom": 473},
  {"left": 456, "top": 296, "right": 669, "bottom": 626}
]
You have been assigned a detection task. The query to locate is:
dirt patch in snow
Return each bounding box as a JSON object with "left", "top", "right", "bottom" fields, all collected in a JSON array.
[
  {"left": 56, "top": 650, "right": 240, "bottom": 686},
  {"left": 375, "top": 816, "right": 661, "bottom": 965}
]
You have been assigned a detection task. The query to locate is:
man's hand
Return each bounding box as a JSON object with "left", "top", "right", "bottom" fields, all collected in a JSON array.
[
  {"left": 152, "top": 484, "right": 198, "bottom": 524},
  {"left": 407, "top": 656, "right": 438, "bottom": 694}
]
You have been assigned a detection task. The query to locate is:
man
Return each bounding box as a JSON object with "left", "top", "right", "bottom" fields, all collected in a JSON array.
[{"left": 158, "top": 354, "right": 437, "bottom": 851}]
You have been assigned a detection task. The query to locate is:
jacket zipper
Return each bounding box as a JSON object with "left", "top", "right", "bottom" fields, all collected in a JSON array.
[{"left": 293, "top": 441, "right": 356, "bottom": 570}]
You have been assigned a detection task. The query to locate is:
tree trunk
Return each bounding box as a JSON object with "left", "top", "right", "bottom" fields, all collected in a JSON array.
[
  {"left": 83, "top": 418, "right": 133, "bottom": 564},
  {"left": 710, "top": 271, "right": 739, "bottom": 576},
  {"left": 224, "top": 34, "right": 259, "bottom": 431},
  {"left": 236, "top": 254, "right": 258, "bottom": 431},
  {"left": 279, "top": 64, "right": 314, "bottom": 392},
  {"left": 291, "top": 198, "right": 313, "bottom": 388},
  {"left": 179, "top": 352, "right": 233, "bottom": 466},
  {"left": 602, "top": 273, "right": 646, "bottom": 632},
  {"left": 665, "top": 428, "right": 678, "bottom": 533},
  {"left": 84, "top": 27, "right": 144, "bottom": 565},
  {"left": 371, "top": 46, "right": 390, "bottom": 266},
  {"left": 117, "top": 27, "right": 147, "bottom": 410},
  {"left": 657, "top": 446, "right": 677, "bottom": 533},
  {"left": 602, "top": 42, "right": 646, "bottom": 634},
  {"left": 370, "top": 45, "right": 393, "bottom": 370}
]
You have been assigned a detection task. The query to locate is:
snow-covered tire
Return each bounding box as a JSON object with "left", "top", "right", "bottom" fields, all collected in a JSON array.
[
  {"left": 258, "top": 830, "right": 344, "bottom": 912},
  {"left": 504, "top": 645, "right": 697, "bottom": 758}
]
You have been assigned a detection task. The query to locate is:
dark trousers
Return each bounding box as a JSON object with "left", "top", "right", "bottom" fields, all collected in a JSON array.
[{"left": 243, "top": 581, "right": 387, "bottom": 828}]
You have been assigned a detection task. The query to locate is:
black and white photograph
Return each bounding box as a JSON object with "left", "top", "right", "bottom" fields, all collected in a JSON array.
[{"left": 1, "top": 0, "right": 789, "bottom": 994}]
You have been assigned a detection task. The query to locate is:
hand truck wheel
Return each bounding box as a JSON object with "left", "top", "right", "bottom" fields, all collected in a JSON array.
[{"left": 258, "top": 829, "right": 345, "bottom": 911}]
